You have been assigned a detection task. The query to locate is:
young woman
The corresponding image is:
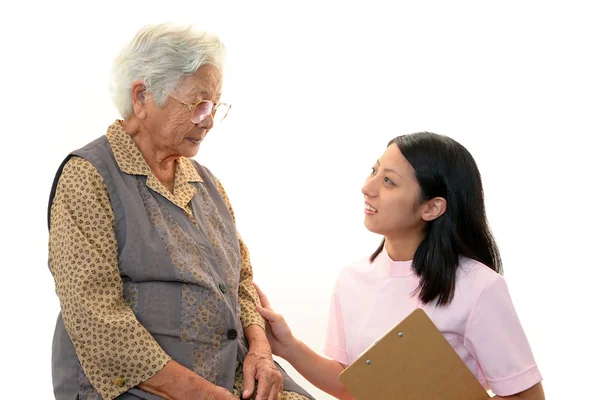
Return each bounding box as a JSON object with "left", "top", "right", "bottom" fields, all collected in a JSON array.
[{"left": 255, "top": 132, "right": 545, "bottom": 399}]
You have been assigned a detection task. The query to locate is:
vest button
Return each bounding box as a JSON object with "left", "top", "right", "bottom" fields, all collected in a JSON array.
[
  {"left": 114, "top": 377, "right": 126, "bottom": 387},
  {"left": 219, "top": 283, "right": 227, "bottom": 293},
  {"left": 227, "top": 329, "right": 238, "bottom": 340}
]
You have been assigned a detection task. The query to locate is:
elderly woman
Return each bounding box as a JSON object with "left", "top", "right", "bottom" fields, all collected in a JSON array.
[{"left": 48, "top": 23, "right": 314, "bottom": 400}]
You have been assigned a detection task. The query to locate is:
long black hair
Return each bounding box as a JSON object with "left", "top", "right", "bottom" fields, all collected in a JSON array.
[{"left": 370, "top": 132, "right": 502, "bottom": 306}]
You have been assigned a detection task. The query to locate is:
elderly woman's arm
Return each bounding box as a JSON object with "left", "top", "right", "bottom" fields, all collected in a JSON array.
[
  {"left": 139, "top": 359, "right": 237, "bottom": 399},
  {"left": 215, "top": 179, "right": 284, "bottom": 400},
  {"left": 239, "top": 241, "right": 283, "bottom": 400},
  {"left": 50, "top": 157, "right": 235, "bottom": 400}
]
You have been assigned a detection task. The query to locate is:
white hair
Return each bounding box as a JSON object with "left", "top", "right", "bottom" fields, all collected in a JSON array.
[{"left": 110, "top": 23, "right": 226, "bottom": 118}]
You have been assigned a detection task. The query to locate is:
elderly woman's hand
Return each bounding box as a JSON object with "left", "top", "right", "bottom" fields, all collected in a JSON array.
[
  {"left": 242, "top": 324, "right": 284, "bottom": 400},
  {"left": 140, "top": 360, "right": 239, "bottom": 400}
]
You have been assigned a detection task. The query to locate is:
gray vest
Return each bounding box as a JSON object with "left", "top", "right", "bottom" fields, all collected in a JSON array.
[{"left": 48, "top": 136, "right": 313, "bottom": 400}]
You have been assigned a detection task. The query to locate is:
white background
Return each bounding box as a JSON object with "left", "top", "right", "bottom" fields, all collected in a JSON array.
[{"left": 1, "top": 1, "right": 599, "bottom": 399}]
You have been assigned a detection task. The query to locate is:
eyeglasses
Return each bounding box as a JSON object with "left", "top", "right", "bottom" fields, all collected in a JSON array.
[{"left": 161, "top": 91, "right": 231, "bottom": 123}]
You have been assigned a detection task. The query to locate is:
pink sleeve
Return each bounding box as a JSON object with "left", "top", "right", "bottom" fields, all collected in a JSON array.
[
  {"left": 323, "top": 285, "right": 348, "bottom": 365},
  {"left": 464, "top": 276, "right": 542, "bottom": 396}
]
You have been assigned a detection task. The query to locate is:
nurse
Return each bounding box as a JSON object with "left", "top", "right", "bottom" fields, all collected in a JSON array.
[{"left": 255, "top": 132, "right": 545, "bottom": 400}]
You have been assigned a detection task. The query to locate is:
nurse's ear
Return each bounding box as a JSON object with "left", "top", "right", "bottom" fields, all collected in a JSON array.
[{"left": 421, "top": 197, "right": 446, "bottom": 222}]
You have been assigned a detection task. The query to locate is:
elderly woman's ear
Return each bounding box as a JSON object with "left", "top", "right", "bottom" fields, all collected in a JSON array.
[{"left": 130, "top": 80, "right": 148, "bottom": 119}]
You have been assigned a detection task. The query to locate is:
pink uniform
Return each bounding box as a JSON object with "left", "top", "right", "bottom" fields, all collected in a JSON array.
[{"left": 324, "top": 247, "right": 542, "bottom": 396}]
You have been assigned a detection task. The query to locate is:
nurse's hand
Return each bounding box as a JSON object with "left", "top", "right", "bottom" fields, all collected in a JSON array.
[{"left": 254, "top": 283, "right": 297, "bottom": 359}]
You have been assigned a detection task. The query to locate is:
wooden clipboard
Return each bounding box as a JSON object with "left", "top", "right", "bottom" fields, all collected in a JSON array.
[{"left": 338, "top": 308, "right": 490, "bottom": 400}]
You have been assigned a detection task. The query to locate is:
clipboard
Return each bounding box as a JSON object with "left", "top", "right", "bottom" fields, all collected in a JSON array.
[{"left": 338, "top": 308, "right": 490, "bottom": 400}]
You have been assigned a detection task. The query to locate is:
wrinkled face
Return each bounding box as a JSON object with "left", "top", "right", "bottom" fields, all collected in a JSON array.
[
  {"left": 362, "top": 144, "right": 426, "bottom": 239},
  {"left": 143, "top": 64, "right": 222, "bottom": 159}
]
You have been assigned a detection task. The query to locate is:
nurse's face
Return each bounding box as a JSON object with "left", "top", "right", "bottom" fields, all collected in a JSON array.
[{"left": 361, "top": 144, "right": 427, "bottom": 240}]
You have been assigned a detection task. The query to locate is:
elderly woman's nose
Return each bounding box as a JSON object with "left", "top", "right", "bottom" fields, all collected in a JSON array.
[{"left": 198, "top": 114, "right": 214, "bottom": 129}]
